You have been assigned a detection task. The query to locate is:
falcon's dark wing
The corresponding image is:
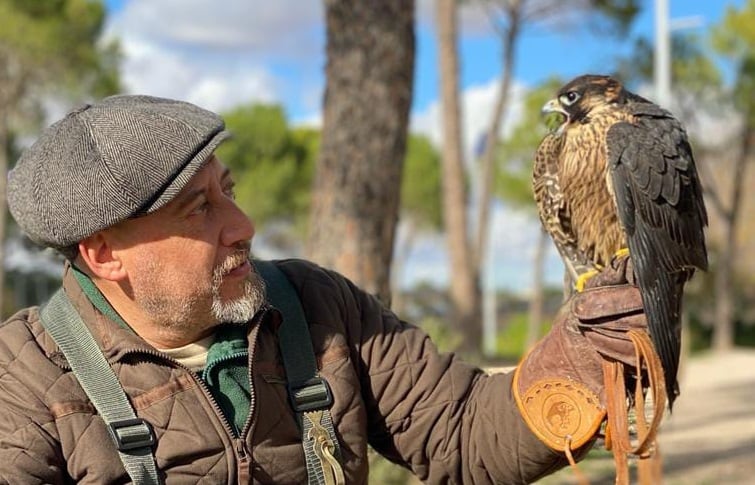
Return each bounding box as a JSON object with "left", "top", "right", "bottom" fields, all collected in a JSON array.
[{"left": 607, "top": 101, "right": 708, "bottom": 408}]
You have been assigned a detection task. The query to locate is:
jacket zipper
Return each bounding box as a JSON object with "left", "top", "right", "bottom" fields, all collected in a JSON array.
[
  {"left": 115, "top": 310, "right": 267, "bottom": 483},
  {"left": 118, "top": 347, "right": 252, "bottom": 482},
  {"left": 121, "top": 347, "right": 239, "bottom": 438},
  {"left": 236, "top": 315, "right": 264, "bottom": 483}
]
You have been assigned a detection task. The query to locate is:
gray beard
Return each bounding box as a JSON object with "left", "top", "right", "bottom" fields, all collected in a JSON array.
[{"left": 211, "top": 266, "right": 266, "bottom": 323}]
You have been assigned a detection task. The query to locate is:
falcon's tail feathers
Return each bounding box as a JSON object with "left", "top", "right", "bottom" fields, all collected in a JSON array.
[{"left": 637, "top": 267, "right": 688, "bottom": 411}]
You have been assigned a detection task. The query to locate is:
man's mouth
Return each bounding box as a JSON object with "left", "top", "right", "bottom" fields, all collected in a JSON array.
[
  {"left": 225, "top": 259, "right": 251, "bottom": 278},
  {"left": 217, "top": 252, "right": 251, "bottom": 279}
]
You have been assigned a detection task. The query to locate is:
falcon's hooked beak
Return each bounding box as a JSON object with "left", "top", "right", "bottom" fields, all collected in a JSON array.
[{"left": 542, "top": 98, "right": 569, "bottom": 135}]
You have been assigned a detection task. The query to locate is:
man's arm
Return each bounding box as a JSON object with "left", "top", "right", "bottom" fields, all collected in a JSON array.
[
  {"left": 278, "top": 258, "right": 649, "bottom": 484},
  {"left": 305, "top": 266, "right": 573, "bottom": 484},
  {"left": 0, "top": 405, "right": 65, "bottom": 485},
  {"left": 0, "top": 315, "right": 67, "bottom": 484}
]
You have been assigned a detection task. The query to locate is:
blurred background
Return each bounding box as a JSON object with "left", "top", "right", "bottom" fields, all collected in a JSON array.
[{"left": 1, "top": 0, "right": 753, "bottom": 483}]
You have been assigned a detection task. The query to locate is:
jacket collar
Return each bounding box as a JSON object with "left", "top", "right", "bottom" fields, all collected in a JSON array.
[
  {"left": 46, "top": 262, "right": 275, "bottom": 366},
  {"left": 57, "top": 262, "right": 157, "bottom": 363}
]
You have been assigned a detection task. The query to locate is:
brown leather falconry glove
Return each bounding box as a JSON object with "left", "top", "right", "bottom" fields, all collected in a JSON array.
[{"left": 513, "top": 257, "right": 666, "bottom": 484}]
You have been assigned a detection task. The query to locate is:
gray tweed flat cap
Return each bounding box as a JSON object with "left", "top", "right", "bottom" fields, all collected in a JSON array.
[{"left": 8, "top": 94, "right": 230, "bottom": 248}]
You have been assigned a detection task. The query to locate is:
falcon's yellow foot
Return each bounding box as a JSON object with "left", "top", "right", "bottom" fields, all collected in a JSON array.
[
  {"left": 614, "top": 248, "right": 630, "bottom": 259},
  {"left": 575, "top": 269, "right": 600, "bottom": 292}
]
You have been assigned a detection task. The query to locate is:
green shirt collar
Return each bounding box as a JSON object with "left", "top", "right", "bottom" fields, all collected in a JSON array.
[{"left": 71, "top": 265, "right": 132, "bottom": 331}]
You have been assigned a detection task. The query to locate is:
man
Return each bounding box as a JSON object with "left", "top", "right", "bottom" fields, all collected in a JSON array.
[{"left": 0, "top": 95, "right": 650, "bottom": 484}]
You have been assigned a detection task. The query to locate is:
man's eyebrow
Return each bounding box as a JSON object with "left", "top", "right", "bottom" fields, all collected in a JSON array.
[
  {"left": 173, "top": 167, "right": 233, "bottom": 211},
  {"left": 173, "top": 187, "right": 206, "bottom": 211},
  {"left": 220, "top": 167, "right": 233, "bottom": 185}
]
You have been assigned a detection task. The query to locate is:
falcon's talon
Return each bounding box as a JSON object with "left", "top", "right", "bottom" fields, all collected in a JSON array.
[
  {"left": 575, "top": 270, "right": 600, "bottom": 292},
  {"left": 614, "top": 248, "right": 630, "bottom": 260}
]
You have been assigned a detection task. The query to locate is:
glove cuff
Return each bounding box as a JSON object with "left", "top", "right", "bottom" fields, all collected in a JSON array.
[{"left": 513, "top": 366, "right": 606, "bottom": 452}]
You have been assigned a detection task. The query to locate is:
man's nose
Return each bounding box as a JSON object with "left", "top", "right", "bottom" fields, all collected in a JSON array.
[{"left": 220, "top": 199, "right": 255, "bottom": 247}]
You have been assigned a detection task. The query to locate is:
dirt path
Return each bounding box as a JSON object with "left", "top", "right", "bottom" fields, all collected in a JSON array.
[
  {"left": 539, "top": 349, "right": 755, "bottom": 484},
  {"left": 659, "top": 349, "right": 755, "bottom": 484}
]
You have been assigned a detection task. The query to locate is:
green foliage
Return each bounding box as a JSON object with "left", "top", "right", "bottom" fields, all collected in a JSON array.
[
  {"left": 0, "top": 0, "right": 121, "bottom": 101},
  {"left": 712, "top": 0, "right": 755, "bottom": 56},
  {"left": 216, "top": 112, "right": 441, "bottom": 242},
  {"left": 712, "top": 0, "right": 755, "bottom": 123},
  {"left": 494, "top": 77, "right": 564, "bottom": 211},
  {"left": 215, "top": 104, "right": 318, "bottom": 231},
  {"left": 495, "top": 311, "right": 551, "bottom": 361},
  {"left": 616, "top": 33, "right": 722, "bottom": 99},
  {"left": 587, "top": 0, "right": 640, "bottom": 36},
  {"left": 418, "top": 315, "right": 464, "bottom": 353},
  {"left": 495, "top": 312, "right": 530, "bottom": 360},
  {"left": 401, "top": 134, "right": 443, "bottom": 230},
  {"left": 367, "top": 449, "right": 412, "bottom": 485}
]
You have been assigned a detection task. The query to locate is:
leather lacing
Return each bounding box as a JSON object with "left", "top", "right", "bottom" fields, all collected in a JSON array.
[{"left": 565, "top": 329, "right": 667, "bottom": 485}]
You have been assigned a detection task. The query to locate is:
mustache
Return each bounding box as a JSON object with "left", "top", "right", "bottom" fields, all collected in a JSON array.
[{"left": 214, "top": 241, "right": 252, "bottom": 277}]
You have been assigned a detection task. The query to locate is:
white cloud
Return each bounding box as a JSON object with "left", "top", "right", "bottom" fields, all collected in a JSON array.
[
  {"left": 105, "top": 0, "right": 324, "bottom": 113},
  {"left": 112, "top": 36, "right": 278, "bottom": 112},
  {"left": 108, "top": 0, "right": 323, "bottom": 55},
  {"left": 485, "top": 202, "right": 564, "bottom": 293},
  {"left": 411, "top": 77, "right": 528, "bottom": 160},
  {"left": 406, "top": 76, "right": 564, "bottom": 293},
  {"left": 397, "top": 202, "right": 564, "bottom": 294},
  {"left": 415, "top": 0, "right": 495, "bottom": 36},
  {"left": 292, "top": 111, "right": 323, "bottom": 129}
]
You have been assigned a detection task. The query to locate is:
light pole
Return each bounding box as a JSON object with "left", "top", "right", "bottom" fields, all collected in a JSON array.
[
  {"left": 654, "top": 0, "right": 671, "bottom": 108},
  {"left": 654, "top": 0, "right": 704, "bottom": 110}
]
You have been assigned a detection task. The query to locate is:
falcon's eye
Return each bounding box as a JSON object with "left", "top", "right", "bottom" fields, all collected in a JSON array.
[{"left": 559, "top": 91, "right": 581, "bottom": 106}]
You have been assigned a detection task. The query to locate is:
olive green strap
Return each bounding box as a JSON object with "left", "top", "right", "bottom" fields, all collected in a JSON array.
[
  {"left": 254, "top": 260, "right": 344, "bottom": 485},
  {"left": 40, "top": 289, "right": 160, "bottom": 484}
]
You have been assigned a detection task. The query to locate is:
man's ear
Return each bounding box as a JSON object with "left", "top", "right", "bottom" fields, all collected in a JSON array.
[{"left": 78, "top": 232, "right": 127, "bottom": 281}]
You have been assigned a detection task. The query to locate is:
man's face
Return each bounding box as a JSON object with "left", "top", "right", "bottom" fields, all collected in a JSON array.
[{"left": 106, "top": 155, "right": 264, "bottom": 335}]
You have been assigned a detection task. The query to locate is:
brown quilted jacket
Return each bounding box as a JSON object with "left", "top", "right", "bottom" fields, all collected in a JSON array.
[{"left": 0, "top": 259, "right": 566, "bottom": 484}]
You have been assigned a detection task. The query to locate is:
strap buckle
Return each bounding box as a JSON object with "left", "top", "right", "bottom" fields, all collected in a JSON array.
[
  {"left": 108, "top": 418, "right": 156, "bottom": 451},
  {"left": 289, "top": 376, "right": 333, "bottom": 413}
]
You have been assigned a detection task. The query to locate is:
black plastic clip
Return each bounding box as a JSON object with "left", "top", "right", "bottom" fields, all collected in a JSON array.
[{"left": 108, "top": 418, "right": 156, "bottom": 451}]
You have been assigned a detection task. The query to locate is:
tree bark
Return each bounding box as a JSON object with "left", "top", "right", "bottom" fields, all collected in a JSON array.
[
  {"left": 526, "top": 228, "right": 547, "bottom": 351},
  {"left": 712, "top": 122, "right": 752, "bottom": 351},
  {"left": 306, "top": 0, "right": 415, "bottom": 304},
  {"left": 473, "top": 1, "right": 521, "bottom": 271},
  {"left": 0, "top": 112, "right": 8, "bottom": 317},
  {"left": 436, "top": 0, "right": 481, "bottom": 351},
  {"left": 389, "top": 220, "right": 417, "bottom": 318},
  {"left": 0, "top": 51, "right": 21, "bottom": 318}
]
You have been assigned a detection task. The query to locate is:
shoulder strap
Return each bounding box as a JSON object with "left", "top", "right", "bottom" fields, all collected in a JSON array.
[
  {"left": 253, "top": 260, "right": 345, "bottom": 485},
  {"left": 40, "top": 289, "right": 161, "bottom": 485}
]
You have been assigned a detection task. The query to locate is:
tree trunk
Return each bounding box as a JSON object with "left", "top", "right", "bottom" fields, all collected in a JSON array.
[
  {"left": 712, "top": 214, "right": 735, "bottom": 352},
  {"left": 473, "top": 2, "right": 521, "bottom": 270},
  {"left": 526, "top": 228, "right": 547, "bottom": 351},
  {"left": 0, "top": 55, "right": 18, "bottom": 317},
  {"left": 436, "top": 0, "right": 481, "bottom": 352},
  {"left": 712, "top": 122, "right": 752, "bottom": 351},
  {"left": 0, "top": 113, "right": 7, "bottom": 317},
  {"left": 389, "top": 220, "right": 417, "bottom": 317},
  {"left": 306, "top": 0, "right": 415, "bottom": 304}
]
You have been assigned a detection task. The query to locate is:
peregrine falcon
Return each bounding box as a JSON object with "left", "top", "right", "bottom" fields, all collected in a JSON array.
[{"left": 533, "top": 74, "right": 708, "bottom": 409}]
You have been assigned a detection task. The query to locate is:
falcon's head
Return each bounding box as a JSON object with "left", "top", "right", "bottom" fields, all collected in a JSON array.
[{"left": 542, "top": 75, "right": 626, "bottom": 135}]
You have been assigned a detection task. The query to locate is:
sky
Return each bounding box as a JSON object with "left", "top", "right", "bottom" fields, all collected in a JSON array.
[{"left": 100, "top": 0, "right": 743, "bottom": 293}]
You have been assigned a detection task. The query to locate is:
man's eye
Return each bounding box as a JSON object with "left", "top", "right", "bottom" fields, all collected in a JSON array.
[
  {"left": 191, "top": 201, "right": 210, "bottom": 215},
  {"left": 224, "top": 185, "right": 236, "bottom": 200}
]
